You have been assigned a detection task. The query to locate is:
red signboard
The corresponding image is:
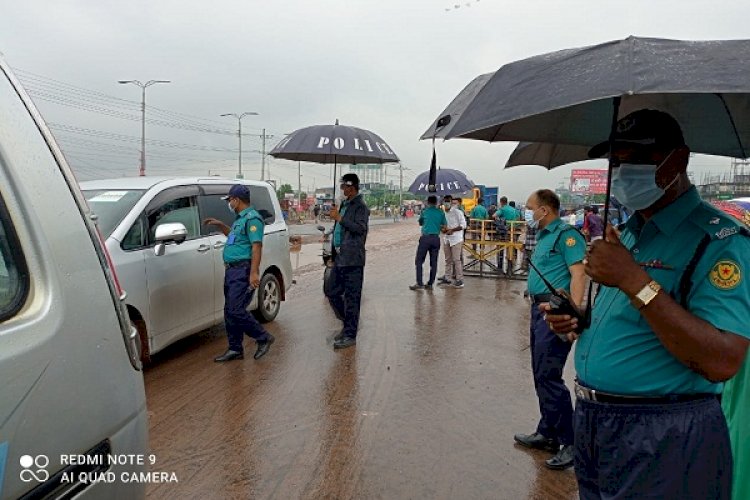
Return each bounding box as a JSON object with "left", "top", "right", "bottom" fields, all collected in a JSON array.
[{"left": 570, "top": 169, "right": 608, "bottom": 194}]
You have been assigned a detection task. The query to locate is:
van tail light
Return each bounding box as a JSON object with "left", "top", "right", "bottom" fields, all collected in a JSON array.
[
  {"left": 94, "top": 227, "right": 124, "bottom": 299},
  {"left": 93, "top": 225, "right": 141, "bottom": 370}
]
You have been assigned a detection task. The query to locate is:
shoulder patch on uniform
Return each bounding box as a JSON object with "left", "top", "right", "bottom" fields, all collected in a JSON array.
[
  {"left": 565, "top": 237, "right": 577, "bottom": 247},
  {"left": 250, "top": 225, "right": 258, "bottom": 232},
  {"left": 709, "top": 259, "right": 741, "bottom": 290},
  {"left": 716, "top": 227, "right": 739, "bottom": 240}
]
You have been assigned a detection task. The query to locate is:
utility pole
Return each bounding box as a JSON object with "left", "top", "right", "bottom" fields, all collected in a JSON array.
[
  {"left": 259, "top": 129, "right": 274, "bottom": 181},
  {"left": 399, "top": 163, "right": 404, "bottom": 209},
  {"left": 220, "top": 112, "right": 258, "bottom": 179},
  {"left": 118, "top": 79, "right": 170, "bottom": 176}
]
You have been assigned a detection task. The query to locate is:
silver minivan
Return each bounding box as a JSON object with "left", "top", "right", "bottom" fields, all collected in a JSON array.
[
  {"left": 0, "top": 61, "right": 147, "bottom": 497},
  {"left": 80, "top": 177, "right": 293, "bottom": 362}
]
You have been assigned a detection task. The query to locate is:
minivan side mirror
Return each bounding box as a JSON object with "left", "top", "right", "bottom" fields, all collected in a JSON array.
[{"left": 154, "top": 223, "right": 187, "bottom": 257}]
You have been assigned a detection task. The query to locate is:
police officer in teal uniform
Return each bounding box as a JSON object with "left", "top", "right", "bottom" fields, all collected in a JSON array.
[
  {"left": 205, "top": 184, "right": 275, "bottom": 362},
  {"left": 546, "top": 110, "right": 750, "bottom": 499},
  {"left": 514, "top": 189, "right": 586, "bottom": 470}
]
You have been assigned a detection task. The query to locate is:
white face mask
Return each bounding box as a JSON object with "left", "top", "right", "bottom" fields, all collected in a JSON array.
[
  {"left": 227, "top": 201, "right": 236, "bottom": 214},
  {"left": 611, "top": 151, "right": 679, "bottom": 211},
  {"left": 526, "top": 208, "right": 543, "bottom": 229}
]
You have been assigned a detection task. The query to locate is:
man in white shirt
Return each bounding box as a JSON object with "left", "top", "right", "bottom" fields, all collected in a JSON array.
[{"left": 438, "top": 195, "right": 467, "bottom": 288}]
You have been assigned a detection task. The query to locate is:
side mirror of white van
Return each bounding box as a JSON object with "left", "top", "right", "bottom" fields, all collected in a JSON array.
[{"left": 154, "top": 223, "right": 188, "bottom": 256}]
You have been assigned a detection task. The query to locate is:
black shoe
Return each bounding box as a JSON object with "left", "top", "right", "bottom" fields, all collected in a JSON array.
[
  {"left": 424, "top": 284, "right": 434, "bottom": 290},
  {"left": 409, "top": 284, "right": 425, "bottom": 291},
  {"left": 437, "top": 276, "right": 451, "bottom": 285},
  {"left": 333, "top": 336, "right": 356, "bottom": 349},
  {"left": 513, "top": 432, "right": 560, "bottom": 452},
  {"left": 254, "top": 334, "right": 275, "bottom": 360},
  {"left": 214, "top": 349, "right": 244, "bottom": 362},
  {"left": 545, "top": 444, "right": 574, "bottom": 470},
  {"left": 334, "top": 329, "right": 345, "bottom": 341}
]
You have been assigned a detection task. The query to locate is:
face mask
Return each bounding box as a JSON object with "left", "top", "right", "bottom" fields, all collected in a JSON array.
[
  {"left": 611, "top": 153, "right": 678, "bottom": 211},
  {"left": 524, "top": 209, "right": 534, "bottom": 222},
  {"left": 526, "top": 208, "right": 542, "bottom": 230},
  {"left": 227, "top": 201, "right": 236, "bottom": 214}
]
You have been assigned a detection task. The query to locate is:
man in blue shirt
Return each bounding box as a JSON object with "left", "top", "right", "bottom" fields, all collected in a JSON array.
[
  {"left": 204, "top": 184, "right": 275, "bottom": 362},
  {"left": 514, "top": 189, "right": 586, "bottom": 471},
  {"left": 547, "top": 109, "right": 750, "bottom": 498},
  {"left": 410, "top": 195, "right": 447, "bottom": 290}
]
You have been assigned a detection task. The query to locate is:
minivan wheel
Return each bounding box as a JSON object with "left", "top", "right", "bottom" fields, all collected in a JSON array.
[
  {"left": 134, "top": 319, "right": 151, "bottom": 366},
  {"left": 253, "top": 273, "right": 281, "bottom": 323}
]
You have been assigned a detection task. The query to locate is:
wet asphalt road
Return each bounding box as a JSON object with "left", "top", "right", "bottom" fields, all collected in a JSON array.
[{"left": 144, "top": 220, "right": 579, "bottom": 499}]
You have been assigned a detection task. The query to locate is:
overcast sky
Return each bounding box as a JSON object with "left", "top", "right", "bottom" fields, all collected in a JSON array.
[{"left": 2, "top": 0, "right": 748, "bottom": 202}]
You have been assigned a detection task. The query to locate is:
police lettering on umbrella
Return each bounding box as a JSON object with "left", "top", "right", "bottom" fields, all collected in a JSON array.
[
  {"left": 204, "top": 184, "right": 275, "bottom": 362},
  {"left": 546, "top": 110, "right": 750, "bottom": 498}
]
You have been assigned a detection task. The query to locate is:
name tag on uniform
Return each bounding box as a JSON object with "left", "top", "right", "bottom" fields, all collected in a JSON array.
[{"left": 226, "top": 234, "right": 236, "bottom": 245}]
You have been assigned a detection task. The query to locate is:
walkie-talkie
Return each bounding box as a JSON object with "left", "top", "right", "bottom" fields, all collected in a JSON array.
[{"left": 527, "top": 260, "right": 589, "bottom": 337}]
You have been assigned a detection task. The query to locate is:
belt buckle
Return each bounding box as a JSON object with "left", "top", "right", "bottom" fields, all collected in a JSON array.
[{"left": 575, "top": 383, "right": 597, "bottom": 401}]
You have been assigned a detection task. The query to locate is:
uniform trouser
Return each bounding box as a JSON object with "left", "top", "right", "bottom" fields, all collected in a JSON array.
[
  {"left": 415, "top": 234, "right": 441, "bottom": 285},
  {"left": 325, "top": 264, "right": 364, "bottom": 339},
  {"left": 224, "top": 263, "right": 270, "bottom": 352},
  {"left": 575, "top": 395, "right": 732, "bottom": 499},
  {"left": 530, "top": 303, "right": 574, "bottom": 445},
  {"left": 442, "top": 240, "right": 463, "bottom": 281}
]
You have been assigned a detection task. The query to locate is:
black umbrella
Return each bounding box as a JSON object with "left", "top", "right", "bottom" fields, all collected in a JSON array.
[
  {"left": 437, "top": 36, "right": 750, "bottom": 224},
  {"left": 407, "top": 168, "right": 475, "bottom": 196},
  {"left": 269, "top": 120, "right": 399, "bottom": 200}
]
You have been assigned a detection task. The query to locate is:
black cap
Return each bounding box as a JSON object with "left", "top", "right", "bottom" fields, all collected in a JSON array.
[
  {"left": 340, "top": 173, "right": 360, "bottom": 188},
  {"left": 588, "top": 109, "right": 685, "bottom": 159},
  {"left": 222, "top": 184, "right": 250, "bottom": 201}
]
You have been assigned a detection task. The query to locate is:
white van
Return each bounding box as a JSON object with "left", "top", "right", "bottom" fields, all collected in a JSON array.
[
  {"left": 80, "top": 177, "right": 293, "bottom": 362},
  {"left": 0, "top": 62, "right": 147, "bottom": 497}
]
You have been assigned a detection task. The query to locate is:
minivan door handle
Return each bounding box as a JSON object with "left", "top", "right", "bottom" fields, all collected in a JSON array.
[
  {"left": 197, "top": 244, "right": 211, "bottom": 253},
  {"left": 213, "top": 242, "right": 225, "bottom": 249}
]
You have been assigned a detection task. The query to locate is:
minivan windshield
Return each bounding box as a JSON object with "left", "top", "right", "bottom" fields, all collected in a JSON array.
[{"left": 83, "top": 189, "right": 146, "bottom": 238}]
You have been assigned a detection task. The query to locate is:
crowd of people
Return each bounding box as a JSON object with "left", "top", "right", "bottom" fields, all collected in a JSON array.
[{"left": 207, "top": 109, "right": 748, "bottom": 500}]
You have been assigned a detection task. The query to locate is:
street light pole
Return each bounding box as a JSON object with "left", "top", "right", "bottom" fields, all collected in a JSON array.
[
  {"left": 118, "top": 79, "right": 170, "bottom": 176},
  {"left": 221, "top": 112, "right": 259, "bottom": 179}
]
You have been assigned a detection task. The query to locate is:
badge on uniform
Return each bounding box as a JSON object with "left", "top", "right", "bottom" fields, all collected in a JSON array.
[
  {"left": 566, "top": 237, "right": 577, "bottom": 247},
  {"left": 226, "top": 234, "right": 236, "bottom": 245},
  {"left": 250, "top": 225, "right": 257, "bottom": 233},
  {"left": 709, "top": 259, "right": 741, "bottom": 290}
]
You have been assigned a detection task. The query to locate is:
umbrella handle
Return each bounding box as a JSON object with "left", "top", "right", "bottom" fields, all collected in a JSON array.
[{"left": 602, "top": 96, "right": 621, "bottom": 228}]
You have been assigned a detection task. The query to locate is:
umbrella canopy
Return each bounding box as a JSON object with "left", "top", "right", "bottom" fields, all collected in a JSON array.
[
  {"left": 445, "top": 36, "right": 750, "bottom": 160},
  {"left": 408, "top": 168, "right": 474, "bottom": 196},
  {"left": 269, "top": 122, "right": 400, "bottom": 164},
  {"left": 505, "top": 141, "right": 592, "bottom": 169},
  {"left": 420, "top": 72, "right": 494, "bottom": 140}
]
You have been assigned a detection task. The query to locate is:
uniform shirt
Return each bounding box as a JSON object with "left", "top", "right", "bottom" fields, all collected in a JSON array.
[
  {"left": 332, "top": 202, "right": 349, "bottom": 248},
  {"left": 498, "top": 204, "right": 519, "bottom": 221},
  {"left": 575, "top": 187, "right": 750, "bottom": 395},
  {"left": 223, "top": 207, "right": 264, "bottom": 264},
  {"left": 470, "top": 204, "right": 488, "bottom": 220},
  {"left": 419, "top": 205, "right": 447, "bottom": 235},
  {"left": 527, "top": 218, "right": 585, "bottom": 295}
]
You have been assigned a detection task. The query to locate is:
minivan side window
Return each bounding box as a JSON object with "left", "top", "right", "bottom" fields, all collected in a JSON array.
[
  {"left": 199, "top": 194, "right": 235, "bottom": 235},
  {"left": 248, "top": 185, "right": 276, "bottom": 224},
  {"left": 122, "top": 217, "right": 146, "bottom": 251},
  {"left": 146, "top": 196, "right": 200, "bottom": 244},
  {"left": 0, "top": 195, "right": 29, "bottom": 321}
]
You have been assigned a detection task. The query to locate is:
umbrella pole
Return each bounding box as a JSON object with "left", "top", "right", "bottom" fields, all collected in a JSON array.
[
  {"left": 333, "top": 156, "right": 337, "bottom": 205},
  {"left": 602, "top": 96, "right": 622, "bottom": 228}
]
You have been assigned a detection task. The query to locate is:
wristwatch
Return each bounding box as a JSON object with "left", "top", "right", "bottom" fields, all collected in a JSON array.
[{"left": 630, "top": 280, "right": 662, "bottom": 310}]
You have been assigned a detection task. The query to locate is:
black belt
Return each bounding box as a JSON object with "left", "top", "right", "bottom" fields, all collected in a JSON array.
[
  {"left": 531, "top": 293, "right": 551, "bottom": 304},
  {"left": 224, "top": 260, "right": 249, "bottom": 268},
  {"left": 574, "top": 381, "right": 715, "bottom": 405}
]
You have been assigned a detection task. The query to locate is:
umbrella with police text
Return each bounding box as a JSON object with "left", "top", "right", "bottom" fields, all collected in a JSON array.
[
  {"left": 407, "top": 168, "right": 474, "bottom": 197},
  {"left": 269, "top": 120, "right": 399, "bottom": 200}
]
